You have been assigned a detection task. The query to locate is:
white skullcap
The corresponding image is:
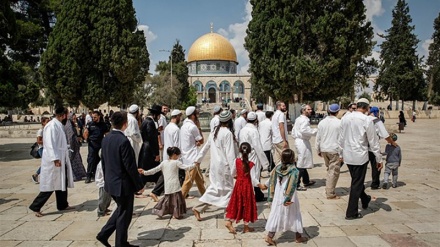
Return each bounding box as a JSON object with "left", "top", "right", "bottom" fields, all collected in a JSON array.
[
  {"left": 357, "top": 98, "right": 370, "bottom": 105},
  {"left": 128, "top": 104, "right": 139, "bottom": 113},
  {"left": 171, "top": 109, "right": 182, "bottom": 117},
  {"left": 247, "top": 111, "right": 257, "bottom": 121},
  {"left": 185, "top": 106, "right": 196, "bottom": 116}
]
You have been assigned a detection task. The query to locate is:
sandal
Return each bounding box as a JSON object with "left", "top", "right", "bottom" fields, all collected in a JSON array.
[
  {"left": 264, "top": 236, "right": 276, "bottom": 246},
  {"left": 34, "top": 211, "right": 44, "bottom": 217},
  {"left": 224, "top": 221, "right": 236, "bottom": 234}
]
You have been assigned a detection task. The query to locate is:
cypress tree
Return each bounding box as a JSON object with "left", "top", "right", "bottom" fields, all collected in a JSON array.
[
  {"left": 40, "top": 0, "right": 149, "bottom": 108},
  {"left": 427, "top": 12, "right": 440, "bottom": 104},
  {"left": 245, "top": 0, "right": 374, "bottom": 103},
  {"left": 375, "top": 0, "right": 425, "bottom": 110}
]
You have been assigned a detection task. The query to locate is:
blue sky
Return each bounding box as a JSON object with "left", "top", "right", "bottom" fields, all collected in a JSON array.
[{"left": 133, "top": 0, "right": 439, "bottom": 75}]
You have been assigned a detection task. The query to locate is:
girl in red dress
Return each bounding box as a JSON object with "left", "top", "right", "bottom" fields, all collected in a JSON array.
[{"left": 225, "top": 142, "right": 267, "bottom": 234}]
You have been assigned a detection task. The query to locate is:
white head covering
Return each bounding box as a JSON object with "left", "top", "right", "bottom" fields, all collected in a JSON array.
[
  {"left": 129, "top": 104, "right": 139, "bottom": 113},
  {"left": 247, "top": 111, "right": 257, "bottom": 121},
  {"left": 185, "top": 106, "right": 196, "bottom": 116},
  {"left": 171, "top": 109, "right": 182, "bottom": 117}
]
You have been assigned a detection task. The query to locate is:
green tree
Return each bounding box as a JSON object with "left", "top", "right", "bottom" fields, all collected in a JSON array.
[
  {"left": 375, "top": 0, "right": 426, "bottom": 110},
  {"left": 155, "top": 40, "right": 190, "bottom": 108},
  {"left": 40, "top": 0, "right": 149, "bottom": 108},
  {"left": 427, "top": 12, "right": 440, "bottom": 104},
  {"left": 245, "top": 0, "right": 375, "bottom": 103},
  {"left": 0, "top": 0, "right": 56, "bottom": 109}
]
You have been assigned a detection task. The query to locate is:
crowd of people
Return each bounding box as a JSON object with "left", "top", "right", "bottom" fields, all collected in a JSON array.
[{"left": 28, "top": 97, "right": 404, "bottom": 246}]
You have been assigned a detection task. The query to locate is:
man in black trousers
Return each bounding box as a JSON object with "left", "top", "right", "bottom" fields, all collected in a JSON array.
[{"left": 96, "top": 112, "right": 144, "bottom": 247}]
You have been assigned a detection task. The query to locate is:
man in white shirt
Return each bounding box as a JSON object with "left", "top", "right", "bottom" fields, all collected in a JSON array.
[
  {"left": 234, "top": 109, "right": 247, "bottom": 142},
  {"left": 272, "top": 101, "right": 289, "bottom": 166},
  {"left": 339, "top": 98, "right": 382, "bottom": 220},
  {"left": 259, "top": 111, "right": 274, "bottom": 171},
  {"left": 368, "top": 106, "right": 397, "bottom": 189},
  {"left": 163, "top": 109, "right": 185, "bottom": 185},
  {"left": 180, "top": 106, "right": 206, "bottom": 198},
  {"left": 292, "top": 104, "right": 317, "bottom": 191},
  {"left": 240, "top": 111, "right": 269, "bottom": 202},
  {"left": 125, "top": 104, "right": 142, "bottom": 165},
  {"left": 86, "top": 110, "right": 92, "bottom": 124},
  {"left": 256, "top": 103, "right": 266, "bottom": 123},
  {"left": 316, "top": 104, "right": 341, "bottom": 199}
]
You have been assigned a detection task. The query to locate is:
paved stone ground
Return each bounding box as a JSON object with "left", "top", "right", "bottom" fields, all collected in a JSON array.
[{"left": 0, "top": 118, "right": 439, "bottom": 247}]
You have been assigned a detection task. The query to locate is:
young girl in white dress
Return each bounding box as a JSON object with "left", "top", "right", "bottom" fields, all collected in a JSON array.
[
  {"left": 264, "top": 149, "right": 308, "bottom": 245},
  {"left": 138, "top": 147, "right": 196, "bottom": 219}
]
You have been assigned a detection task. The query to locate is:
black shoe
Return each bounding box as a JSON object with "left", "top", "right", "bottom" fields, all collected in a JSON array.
[
  {"left": 370, "top": 186, "right": 380, "bottom": 190},
  {"left": 96, "top": 235, "right": 111, "bottom": 247},
  {"left": 345, "top": 213, "right": 363, "bottom": 220},
  {"left": 256, "top": 197, "right": 267, "bottom": 202},
  {"left": 362, "top": 195, "right": 371, "bottom": 209},
  {"left": 31, "top": 174, "right": 39, "bottom": 184},
  {"left": 304, "top": 181, "right": 316, "bottom": 187},
  {"left": 85, "top": 177, "right": 92, "bottom": 184},
  {"left": 123, "top": 243, "right": 139, "bottom": 247},
  {"left": 382, "top": 183, "right": 388, "bottom": 189}
]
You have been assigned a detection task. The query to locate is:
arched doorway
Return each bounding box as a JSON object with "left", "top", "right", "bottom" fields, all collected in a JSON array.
[{"left": 208, "top": 88, "right": 216, "bottom": 103}]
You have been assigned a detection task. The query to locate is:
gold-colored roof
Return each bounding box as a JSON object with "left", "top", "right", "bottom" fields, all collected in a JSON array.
[{"left": 187, "top": 32, "right": 238, "bottom": 63}]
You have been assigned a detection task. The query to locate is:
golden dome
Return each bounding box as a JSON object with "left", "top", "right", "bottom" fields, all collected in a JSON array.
[{"left": 187, "top": 32, "right": 238, "bottom": 63}]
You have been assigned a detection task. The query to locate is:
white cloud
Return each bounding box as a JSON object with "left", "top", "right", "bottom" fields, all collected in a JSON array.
[
  {"left": 137, "top": 24, "right": 157, "bottom": 45},
  {"left": 219, "top": 0, "right": 252, "bottom": 74},
  {"left": 421, "top": 39, "right": 433, "bottom": 59},
  {"left": 364, "top": 0, "right": 386, "bottom": 43}
]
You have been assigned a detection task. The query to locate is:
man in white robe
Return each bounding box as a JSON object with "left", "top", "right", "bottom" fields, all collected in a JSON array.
[
  {"left": 239, "top": 111, "right": 269, "bottom": 201},
  {"left": 29, "top": 107, "right": 74, "bottom": 217},
  {"left": 192, "top": 110, "right": 237, "bottom": 221},
  {"left": 292, "top": 104, "right": 317, "bottom": 191},
  {"left": 125, "top": 104, "right": 142, "bottom": 165}
]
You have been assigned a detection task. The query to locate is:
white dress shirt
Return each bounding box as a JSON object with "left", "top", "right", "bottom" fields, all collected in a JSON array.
[
  {"left": 180, "top": 118, "right": 203, "bottom": 165},
  {"left": 210, "top": 115, "right": 220, "bottom": 133},
  {"left": 234, "top": 116, "right": 247, "bottom": 141},
  {"left": 338, "top": 111, "right": 382, "bottom": 165},
  {"left": 256, "top": 110, "right": 266, "bottom": 123},
  {"left": 259, "top": 118, "right": 272, "bottom": 151},
  {"left": 163, "top": 122, "right": 180, "bottom": 161},
  {"left": 315, "top": 115, "right": 341, "bottom": 153}
]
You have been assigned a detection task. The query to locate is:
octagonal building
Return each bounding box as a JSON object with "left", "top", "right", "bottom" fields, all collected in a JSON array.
[{"left": 187, "top": 28, "right": 251, "bottom": 104}]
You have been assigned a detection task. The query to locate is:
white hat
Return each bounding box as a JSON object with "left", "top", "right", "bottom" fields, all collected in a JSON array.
[
  {"left": 247, "top": 111, "right": 257, "bottom": 121},
  {"left": 185, "top": 106, "right": 196, "bottom": 116},
  {"left": 240, "top": 109, "right": 248, "bottom": 115},
  {"left": 213, "top": 105, "right": 222, "bottom": 114},
  {"left": 171, "top": 109, "right": 182, "bottom": 117},
  {"left": 357, "top": 98, "right": 370, "bottom": 105},
  {"left": 128, "top": 104, "right": 139, "bottom": 113}
]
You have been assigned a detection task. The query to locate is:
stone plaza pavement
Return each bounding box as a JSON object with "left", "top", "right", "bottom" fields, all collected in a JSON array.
[{"left": 0, "top": 118, "right": 439, "bottom": 247}]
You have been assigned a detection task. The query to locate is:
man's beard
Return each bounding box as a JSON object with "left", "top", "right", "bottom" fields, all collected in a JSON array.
[
  {"left": 281, "top": 108, "right": 287, "bottom": 112},
  {"left": 62, "top": 119, "right": 68, "bottom": 125}
]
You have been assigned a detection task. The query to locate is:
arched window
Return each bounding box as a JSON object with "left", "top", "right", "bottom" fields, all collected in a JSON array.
[
  {"left": 193, "top": 81, "right": 203, "bottom": 92},
  {"left": 234, "top": 81, "right": 244, "bottom": 94},
  {"left": 205, "top": 81, "right": 217, "bottom": 91},
  {"left": 219, "top": 80, "right": 231, "bottom": 92}
]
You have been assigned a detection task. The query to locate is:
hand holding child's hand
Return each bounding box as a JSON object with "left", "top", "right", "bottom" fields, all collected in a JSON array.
[
  {"left": 377, "top": 162, "right": 383, "bottom": 171},
  {"left": 284, "top": 201, "right": 293, "bottom": 206},
  {"left": 138, "top": 168, "right": 144, "bottom": 174}
]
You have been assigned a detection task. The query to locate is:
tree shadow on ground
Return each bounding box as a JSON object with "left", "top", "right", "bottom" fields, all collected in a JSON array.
[{"left": 0, "top": 142, "right": 35, "bottom": 162}]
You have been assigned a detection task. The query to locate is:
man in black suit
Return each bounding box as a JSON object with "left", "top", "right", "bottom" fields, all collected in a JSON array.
[{"left": 96, "top": 112, "right": 144, "bottom": 247}]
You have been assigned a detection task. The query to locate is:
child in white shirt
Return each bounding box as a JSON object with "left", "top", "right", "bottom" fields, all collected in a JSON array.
[
  {"left": 96, "top": 161, "right": 112, "bottom": 217},
  {"left": 138, "top": 147, "right": 197, "bottom": 219}
]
